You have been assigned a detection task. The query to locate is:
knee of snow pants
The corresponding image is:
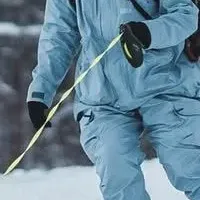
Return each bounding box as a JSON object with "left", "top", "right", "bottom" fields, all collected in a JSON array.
[
  {"left": 79, "top": 108, "right": 151, "bottom": 200},
  {"left": 140, "top": 96, "right": 200, "bottom": 200}
]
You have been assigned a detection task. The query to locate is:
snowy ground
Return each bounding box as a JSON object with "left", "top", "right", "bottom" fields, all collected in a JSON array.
[
  {"left": 0, "top": 22, "right": 41, "bottom": 36},
  {"left": 0, "top": 159, "right": 187, "bottom": 200}
]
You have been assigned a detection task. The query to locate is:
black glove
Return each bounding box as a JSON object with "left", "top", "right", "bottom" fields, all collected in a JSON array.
[
  {"left": 28, "top": 101, "right": 52, "bottom": 130},
  {"left": 120, "top": 22, "right": 151, "bottom": 68},
  {"left": 185, "top": 31, "right": 200, "bottom": 62}
]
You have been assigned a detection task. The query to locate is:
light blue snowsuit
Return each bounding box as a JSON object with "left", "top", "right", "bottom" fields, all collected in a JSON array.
[{"left": 27, "top": 0, "right": 200, "bottom": 199}]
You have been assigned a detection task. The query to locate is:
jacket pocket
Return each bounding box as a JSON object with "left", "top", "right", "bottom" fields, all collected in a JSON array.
[
  {"left": 173, "top": 98, "right": 200, "bottom": 117},
  {"left": 173, "top": 98, "right": 200, "bottom": 148},
  {"left": 180, "top": 132, "right": 200, "bottom": 148},
  {"left": 79, "top": 109, "right": 101, "bottom": 163}
]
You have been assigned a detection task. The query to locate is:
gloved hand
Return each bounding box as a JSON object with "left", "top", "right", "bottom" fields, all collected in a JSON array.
[
  {"left": 185, "top": 31, "right": 200, "bottom": 62},
  {"left": 28, "top": 101, "right": 52, "bottom": 130},
  {"left": 120, "top": 21, "right": 151, "bottom": 68}
]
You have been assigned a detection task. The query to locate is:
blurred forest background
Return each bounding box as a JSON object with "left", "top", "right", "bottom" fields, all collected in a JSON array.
[{"left": 0, "top": 0, "right": 156, "bottom": 173}]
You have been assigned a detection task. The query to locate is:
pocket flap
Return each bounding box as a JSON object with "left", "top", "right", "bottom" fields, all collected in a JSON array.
[
  {"left": 79, "top": 109, "right": 95, "bottom": 127},
  {"left": 173, "top": 98, "right": 200, "bottom": 116},
  {"left": 180, "top": 132, "right": 200, "bottom": 147}
]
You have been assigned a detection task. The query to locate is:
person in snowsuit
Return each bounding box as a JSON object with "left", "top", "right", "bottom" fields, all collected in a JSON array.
[{"left": 27, "top": 0, "right": 200, "bottom": 199}]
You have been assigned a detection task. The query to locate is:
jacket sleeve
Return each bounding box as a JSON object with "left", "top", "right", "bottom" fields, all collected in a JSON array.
[
  {"left": 144, "top": 0, "right": 199, "bottom": 49},
  {"left": 27, "top": 0, "right": 81, "bottom": 107}
]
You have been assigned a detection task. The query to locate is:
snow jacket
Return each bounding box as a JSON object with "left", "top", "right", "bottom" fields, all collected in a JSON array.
[{"left": 27, "top": 0, "right": 199, "bottom": 119}]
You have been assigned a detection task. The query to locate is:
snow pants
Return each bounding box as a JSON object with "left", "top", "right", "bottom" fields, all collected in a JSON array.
[{"left": 79, "top": 95, "right": 200, "bottom": 200}]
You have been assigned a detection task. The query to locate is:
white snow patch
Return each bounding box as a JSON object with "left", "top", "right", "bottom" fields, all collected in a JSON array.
[
  {"left": 0, "top": 0, "right": 24, "bottom": 6},
  {"left": 0, "top": 22, "right": 41, "bottom": 36},
  {"left": 0, "top": 159, "right": 187, "bottom": 200},
  {"left": 0, "top": 79, "right": 15, "bottom": 96}
]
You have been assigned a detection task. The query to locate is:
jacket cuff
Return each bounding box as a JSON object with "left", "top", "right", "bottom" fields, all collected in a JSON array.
[{"left": 26, "top": 77, "right": 56, "bottom": 108}]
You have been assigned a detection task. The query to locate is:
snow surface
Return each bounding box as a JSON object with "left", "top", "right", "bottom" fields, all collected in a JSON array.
[
  {"left": 0, "top": 159, "right": 187, "bottom": 200},
  {"left": 0, "top": 22, "right": 41, "bottom": 36}
]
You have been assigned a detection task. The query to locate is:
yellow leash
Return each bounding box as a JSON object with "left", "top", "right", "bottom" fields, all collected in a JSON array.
[{"left": 3, "top": 33, "right": 123, "bottom": 175}]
